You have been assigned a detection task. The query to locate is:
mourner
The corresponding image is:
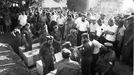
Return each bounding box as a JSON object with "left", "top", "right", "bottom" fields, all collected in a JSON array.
[
  {"left": 21, "top": 23, "right": 33, "bottom": 51},
  {"left": 0, "top": 2, "right": 133, "bottom": 75},
  {"left": 75, "top": 14, "right": 90, "bottom": 46},
  {"left": 80, "top": 33, "right": 95, "bottom": 75},
  {"left": 55, "top": 48, "right": 81, "bottom": 75},
  {"left": 39, "top": 36, "right": 55, "bottom": 75}
]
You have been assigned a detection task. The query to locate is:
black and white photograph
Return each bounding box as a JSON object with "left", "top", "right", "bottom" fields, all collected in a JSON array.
[{"left": 0, "top": 0, "right": 133, "bottom": 75}]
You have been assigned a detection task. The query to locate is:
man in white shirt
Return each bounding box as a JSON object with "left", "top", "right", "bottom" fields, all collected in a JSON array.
[
  {"left": 75, "top": 14, "right": 90, "bottom": 46},
  {"left": 89, "top": 16, "right": 97, "bottom": 39},
  {"left": 96, "top": 19, "right": 106, "bottom": 38},
  {"left": 18, "top": 11, "right": 27, "bottom": 27},
  {"left": 103, "top": 18, "right": 118, "bottom": 43},
  {"left": 89, "top": 33, "right": 104, "bottom": 75},
  {"left": 51, "top": 12, "right": 58, "bottom": 22},
  {"left": 57, "top": 14, "right": 66, "bottom": 39},
  {"left": 49, "top": 12, "right": 58, "bottom": 33},
  {"left": 57, "top": 14, "right": 65, "bottom": 25}
]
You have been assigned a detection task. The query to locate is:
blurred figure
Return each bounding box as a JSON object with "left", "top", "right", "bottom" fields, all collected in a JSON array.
[
  {"left": 4, "top": 12, "right": 12, "bottom": 33},
  {"left": 120, "top": 16, "right": 133, "bottom": 67},
  {"left": 80, "top": 33, "right": 94, "bottom": 75},
  {"left": 21, "top": 23, "right": 33, "bottom": 51},
  {"left": 39, "top": 36, "right": 55, "bottom": 75},
  {"left": 39, "top": 24, "right": 49, "bottom": 44},
  {"left": 115, "top": 20, "right": 126, "bottom": 59},
  {"left": 75, "top": 14, "right": 90, "bottom": 46},
  {"left": 51, "top": 25, "right": 62, "bottom": 44},
  {"left": 64, "top": 15, "right": 76, "bottom": 39},
  {"left": 96, "top": 19, "right": 106, "bottom": 39},
  {"left": 49, "top": 12, "right": 58, "bottom": 33},
  {"left": 98, "top": 14, "right": 105, "bottom": 24},
  {"left": 51, "top": 25, "right": 62, "bottom": 53},
  {"left": 55, "top": 48, "right": 81, "bottom": 75},
  {"left": 89, "top": 16, "right": 97, "bottom": 39},
  {"left": 57, "top": 14, "right": 65, "bottom": 39},
  {"left": 65, "top": 29, "right": 77, "bottom": 46}
]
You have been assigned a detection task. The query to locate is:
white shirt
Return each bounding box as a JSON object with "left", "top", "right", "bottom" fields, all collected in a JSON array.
[
  {"left": 75, "top": 17, "right": 89, "bottom": 31},
  {"left": 57, "top": 17, "right": 65, "bottom": 24},
  {"left": 92, "top": 39, "right": 102, "bottom": 54},
  {"left": 18, "top": 14, "right": 27, "bottom": 26},
  {"left": 90, "top": 23, "right": 97, "bottom": 33},
  {"left": 105, "top": 24, "right": 118, "bottom": 42},
  {"left": 51, "top": 14, "right": 58, "bottom": 22},
  {"left": 96, "top": 24, "right": 106, "bottom": 37}
]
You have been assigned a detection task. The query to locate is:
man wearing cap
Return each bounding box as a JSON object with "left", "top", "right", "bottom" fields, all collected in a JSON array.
[
  {"left": 75, "top": 14, "right": 90, "bottom": 46},
  {"left": 55, "top": 48, "right": 81, "bottom": 75},
  {"left": 39, "top": 36, "right": 55, "bottom": 75}
]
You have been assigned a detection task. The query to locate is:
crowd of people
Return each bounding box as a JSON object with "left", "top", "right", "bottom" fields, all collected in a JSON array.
[{"left": 0, "top": 7, "right": 133, "bottom": 75}]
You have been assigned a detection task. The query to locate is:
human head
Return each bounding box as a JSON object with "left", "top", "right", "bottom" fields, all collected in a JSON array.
[
  {"left": 81, "top": 33, "right": 89, "bottom": 44},
  {"left": 89, "top": 34, "right": 94, "bottom": 41},
  {"left": 25, "top": 23, "right": 30, "bottom": 29},
  {"left": 53, "top": 25, "right": 59, "bottom": 32},
  {"left": 90, "top": 16, "right": 96, "bottom": 24},
  {"left": 100, "top": 14, "right": 105, "bottom": 20},
  {"left": 118, "top": 19, "right": 124, "bottom": 28},
  {"left": 108, "top": 18, "right": 114, "bottom": 26},
  {"left": 62, "top": 48, "right": 71, "bottom": 59},
  {"left": 81, "top": 15, "right": 86, "bottom": 22},
  {"left": 78, "top": 13, "right": 82, "bottom": 17},
  {"left": 97, "top": 19, "right": 102, "bottom": 26},
  {"left": 22, "top": 11, "right": 25, "bottom": 15},
  {"left": 62, "top": 41, "right": 72, "bottom": 49},
  {"left": 67, "top": 15, "right": 72, "bottom": 20}
]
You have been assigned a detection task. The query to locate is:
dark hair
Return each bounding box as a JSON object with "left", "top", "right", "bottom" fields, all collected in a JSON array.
[
  {"left": 78, "top": 13, "right": 82, "bottom": 17},
  {"left": 62, "top": 49, "right": 71, "bottom": 59},
  {"left": 118, "top": 20, "right": 124, "bottom": 27},
  {"left": 97, "top": 19, "right": 102, "bottom": 25},
  {"left": 52, "top": 12, "right": 54, "bottom": 15},
  {"left": 67, "top": 15, "right": 71, "bottom": 18},
  {"left": 62, "top": 52, "right": 70, "bottom": 59},
  {"left": 89, "top": 34, "right": 94, "bottom": 41}
]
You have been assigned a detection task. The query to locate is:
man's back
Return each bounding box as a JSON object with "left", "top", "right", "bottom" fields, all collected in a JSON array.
[{"left": 55, "top": 60, "right": 81, "bottom": 75}]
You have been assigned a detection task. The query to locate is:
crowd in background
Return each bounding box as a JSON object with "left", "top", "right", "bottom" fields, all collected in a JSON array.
[{"left": 0, "top": 7, "right": 133, "bottom": 75}]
